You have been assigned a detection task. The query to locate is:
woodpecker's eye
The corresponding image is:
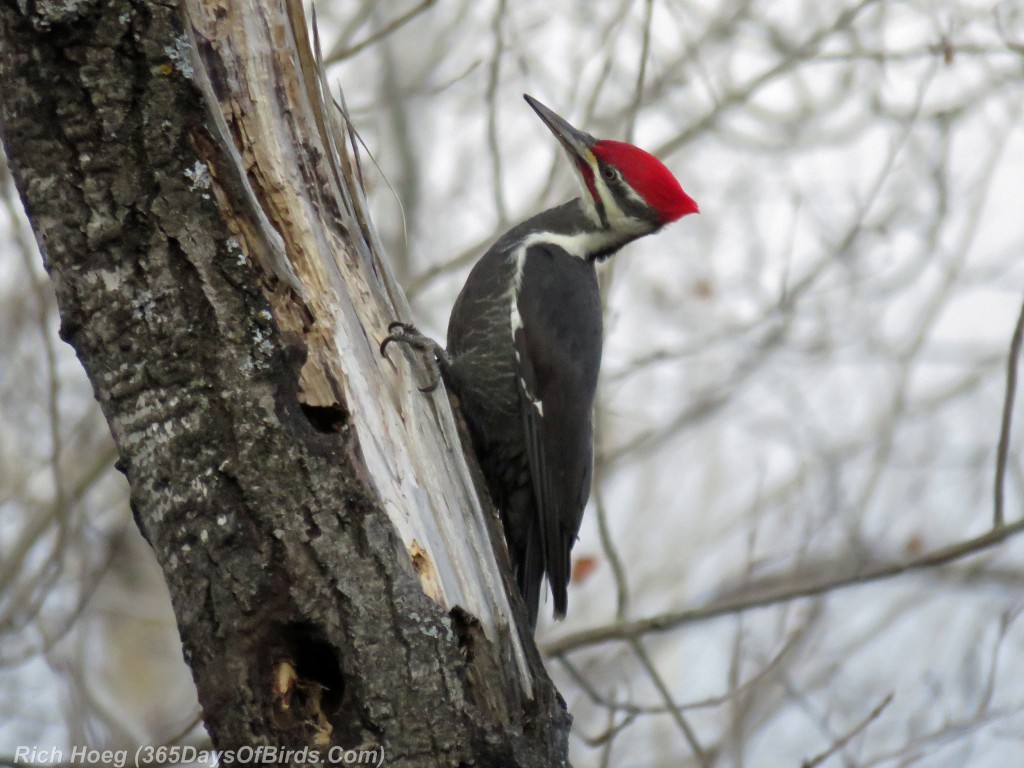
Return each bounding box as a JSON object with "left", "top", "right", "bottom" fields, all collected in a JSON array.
[{"left": 602, "top": 165, "right": 619, "bottom": 183}]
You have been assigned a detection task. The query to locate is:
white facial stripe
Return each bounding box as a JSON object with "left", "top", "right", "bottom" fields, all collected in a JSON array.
[
  {"left": 620, "top": 179, "right": 648, "bottom": 207},
  {"left": 565, "top": 150, "right": 656, "bottom": 241},
  {"left": 564, "top": 151, "right": 602, "bottom": 228},
  {"left": 594, "top": 168, "right": 652, "bottom": 235},
  {"left": 593, "top": 168, "right": 622, "bottom": 222}
]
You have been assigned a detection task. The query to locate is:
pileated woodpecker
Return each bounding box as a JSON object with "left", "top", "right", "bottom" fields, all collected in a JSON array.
[{"left": 382, "top": 95, "right": 698, "bottom": 629}]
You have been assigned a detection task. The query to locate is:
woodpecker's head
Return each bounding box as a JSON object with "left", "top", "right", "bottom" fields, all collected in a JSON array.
[{"left": 524, "top": 94, "right": 698, "bottom": 237}]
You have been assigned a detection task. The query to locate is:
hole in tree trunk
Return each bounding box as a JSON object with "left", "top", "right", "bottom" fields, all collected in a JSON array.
[{"left": 300, "top": 403, "right": 348, "bottom": 433}]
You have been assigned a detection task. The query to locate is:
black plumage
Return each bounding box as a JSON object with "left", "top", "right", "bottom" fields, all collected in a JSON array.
[{"left": 446, "top": 203, "right": 604, "bottom": 627}]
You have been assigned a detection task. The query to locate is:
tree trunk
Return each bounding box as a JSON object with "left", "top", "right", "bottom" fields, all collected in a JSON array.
[{"left": 0, "top": 0, "right": 569, "bottom": 764}]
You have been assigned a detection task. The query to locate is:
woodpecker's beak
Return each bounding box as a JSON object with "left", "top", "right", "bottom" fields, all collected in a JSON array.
[{"left": 524, "top": 95, "right": 596, "bottom": 162}]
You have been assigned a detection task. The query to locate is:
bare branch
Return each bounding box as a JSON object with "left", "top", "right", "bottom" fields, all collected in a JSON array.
[
  {"left": 629, "top": 638, "right": 711, "bottom": 767},
  {"left": 545, "top": 517, "right": 1024, "bottom": 656},
  {"left": 801, "top": 692, "right": 894, "bottom": 768},
  {"left": 325, "top": 0, "right": 438, "bottom": 64},
  {"left": 994, "top": 295, "right": 1024, "bottom": 527}
]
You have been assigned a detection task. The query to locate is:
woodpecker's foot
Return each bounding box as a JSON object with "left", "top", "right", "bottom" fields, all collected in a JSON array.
[
  {"left": 379, "top": 321, "right": 439, "bottom": 357},
  {"left": 380, "top": 322, "right": 446, "bottom": 393}
]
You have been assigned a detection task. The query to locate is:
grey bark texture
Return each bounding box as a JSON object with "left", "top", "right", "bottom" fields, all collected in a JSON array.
[{"left": 0, "top": 0, "right": 570, "bottom": 764}]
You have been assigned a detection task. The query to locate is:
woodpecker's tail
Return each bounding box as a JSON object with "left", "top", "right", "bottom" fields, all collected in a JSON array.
[
  {"left": 549, "top": 545, "right": 569, "bottom": 622},
  {"left": 519, "top": 524, "right": 545, "bottom": 630}
]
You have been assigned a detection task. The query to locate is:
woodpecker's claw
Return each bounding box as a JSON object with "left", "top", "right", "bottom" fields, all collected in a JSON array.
[
  {"left": 380, "top": 321, "right": 446, "bottom": 393},
  {"left": 380, "top": 322, "right": 414, "bottom": 357}
]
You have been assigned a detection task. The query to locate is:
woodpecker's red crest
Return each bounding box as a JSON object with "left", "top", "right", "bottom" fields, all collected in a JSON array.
[{"left": 592, "top": 140, "right": 699, "bottom": 224}]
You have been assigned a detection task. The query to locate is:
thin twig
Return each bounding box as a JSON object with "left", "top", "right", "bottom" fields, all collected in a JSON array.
[
  {"left": 994, "top": 294, "right": 1024, "bottom": 527},
  {"left": 624, "top": 0, "right": 654, "bottom": 144},
  {"left": 630, "top": 638, "right": 711, "bottom": 767},
  {"left": 555, "top": 613, "right": 812, "bottom": 717},
  {"left": 594, "top": 482, "right": 630, "bottom": 620},
  {"left": 801, "top": 693, "right": 894, "bottom": 768},
  {"left": 485, "top": 0, "right": 509, "bottom": 222},
  {"left": 325, "top": 0, "right": 437, "bottom": 64}
]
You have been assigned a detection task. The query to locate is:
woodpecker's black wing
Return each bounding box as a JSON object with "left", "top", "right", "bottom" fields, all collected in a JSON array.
[{"left": 514, "top": 242, "right": 603, "bottom": 622}]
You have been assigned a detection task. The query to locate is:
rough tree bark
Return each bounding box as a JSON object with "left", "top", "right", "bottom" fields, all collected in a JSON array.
[{"left": 0, "top": 0, "right": 570, "bottom": 764}]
